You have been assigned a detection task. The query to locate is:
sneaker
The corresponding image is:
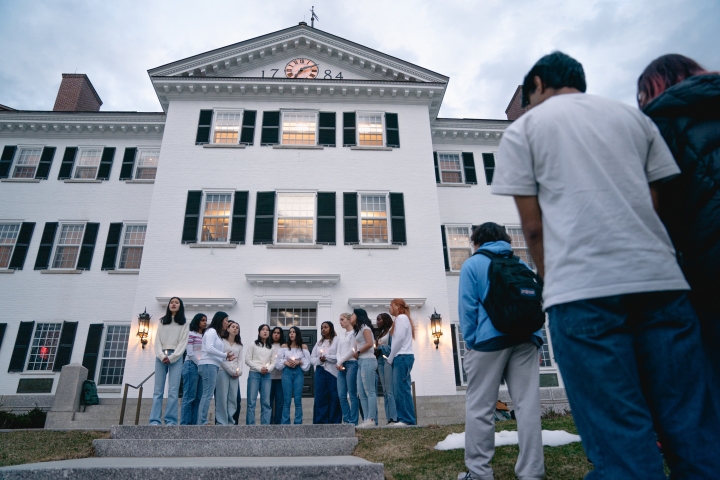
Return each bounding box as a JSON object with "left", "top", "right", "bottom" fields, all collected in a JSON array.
[
  {"left": 356, "top": 419, "right": 375, "bottom": 429},
  {"left": 392, "top": 421, "right": 409, "bottom": 427},
  {"left": 386, "top": 420, "right": 396, "bottom": 426},
  {"left": 458, "top": 472, "right": 478, "bottom": 480}
]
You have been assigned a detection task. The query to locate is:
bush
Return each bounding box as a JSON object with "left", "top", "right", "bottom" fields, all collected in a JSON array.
[{"left": 0, "top": 408, "right": 47, "bottom": 429}]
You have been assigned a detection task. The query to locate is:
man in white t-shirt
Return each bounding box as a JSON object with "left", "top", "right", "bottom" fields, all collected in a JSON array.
[{"left": 492, "top": 52, "right": 720, "bottom": 479}]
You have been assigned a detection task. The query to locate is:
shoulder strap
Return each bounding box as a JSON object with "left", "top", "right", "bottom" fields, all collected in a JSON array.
[{"left": 473, "top": 249, "right": 513, "bottom": 259}]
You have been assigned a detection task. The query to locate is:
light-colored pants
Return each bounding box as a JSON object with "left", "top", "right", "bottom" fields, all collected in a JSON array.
[
  {"left": 215, "top": 369, "right": 239, "bottom": 425},
  {"left": 464, "top": 343, "right": 545, "bottom": 480}
]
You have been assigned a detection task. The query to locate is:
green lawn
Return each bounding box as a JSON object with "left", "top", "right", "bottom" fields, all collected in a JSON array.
[{"left": 0, "top": 430, "right": 109, "bottom": 467}]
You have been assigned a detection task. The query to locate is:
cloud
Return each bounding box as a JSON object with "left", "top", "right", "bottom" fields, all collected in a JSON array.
[{"left": 0, "top": 0, "right": 717, "bottom": 118}]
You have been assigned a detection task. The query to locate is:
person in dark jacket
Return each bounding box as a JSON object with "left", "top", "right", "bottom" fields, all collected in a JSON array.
[{"left": 638, "top": 54, "right": 720, "bottom": 380}]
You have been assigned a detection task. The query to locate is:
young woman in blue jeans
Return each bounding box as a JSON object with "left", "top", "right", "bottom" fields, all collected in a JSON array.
[
  {"left": 198, "top": 312, "right": 234, "bottom": 425},
  {"left": 244, "top": 324, "right": 275, "bottom": 425},
  {"left": 276, "top": 326, "right": 310, "bottom": 424},
  {"left": 375, "top": 313, "right": 398, "bottom": 424},
  {"left": 269, "top": 327, "right": 285, "bottom": 424},
  {"left": 335, "top": 313, "right": 359, "bottom": 425},
  {"left": 180, "top": 313, "right": 206, "bottom": 425},
  {"left": 352, "top": 309, "right": 378, "bottom": 429},
  {"left": 387, "top": 299, "right": 416, "bottom": 427}
]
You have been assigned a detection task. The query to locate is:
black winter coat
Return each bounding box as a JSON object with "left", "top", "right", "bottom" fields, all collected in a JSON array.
[{"left": 643, "top": 74, "right": 720, "bottom": 294}]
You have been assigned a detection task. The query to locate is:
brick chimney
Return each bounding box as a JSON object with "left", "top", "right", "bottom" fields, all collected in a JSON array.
[
  {"left": 53, "top": 74, "right": 103, "bottom": 112},
  {"left": 505, "top": 85, "right": 526, "bottom": 121}
]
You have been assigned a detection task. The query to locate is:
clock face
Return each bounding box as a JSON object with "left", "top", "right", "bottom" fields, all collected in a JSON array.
[{"left": 285, "top": 58, "right": 319, "bottom": 79}]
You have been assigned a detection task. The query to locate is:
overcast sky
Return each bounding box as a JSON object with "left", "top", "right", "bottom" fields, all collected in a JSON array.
[{"left": 1, "top": 0, "right": 718, "bottom": 119}]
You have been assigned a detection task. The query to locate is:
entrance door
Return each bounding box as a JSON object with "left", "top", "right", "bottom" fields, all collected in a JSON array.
[{"left": 300, "top": 329, "right": 317, "bottom": 398}]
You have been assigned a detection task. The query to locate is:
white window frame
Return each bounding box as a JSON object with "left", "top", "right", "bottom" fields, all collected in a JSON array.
[
  {"left": 437, "top": 151, "right": 465, "bottom": 185},
  {"left": 72, "top": 146, "right": 104, "bottom": 180},
  {"left": 445, "top": 224, "right": 473, "bottom": 272},
  {"left": 358, "top": 191, "right": 391, "bottom": 245},
  {"left": 26, "top": 322, "right": 63, "bottom": 371},
  {"left": 210, "top": 109, "right": 244, "bottom": 145},
  {"left": 10, "top": 145, "right": 44, "bottom": 179},
  {"left": 97, "top": 323, "right": 131, "bottom": 385},
  {"left": 505, "top": 224, "right": 535, "bottom": 271},
  {"left": 117, "top": 223, "right": 147, "bottom": 270},
  {"left": 133, "top": 147, "right": 161, "bottom": 180},
  {"left": 268, "top": 304, "right": 318, "bottom": 328},
  {"left": 50, "top": 222, "right": 86, "bottom": 270},
  {"left": 198, "top": 190, "right": 234, "bottom": 244},
  {"left": 453, "top": 325, "right": 468, "bottom": 386},
  {"left": 0, "top": 222, "right": 22, "bottom": 270},
  {"left": 274, "top": 191, "right": 317, "bottom": 245},
  {"left": 279, "top": 109, "right": 319, "bottom": 146},
  {"left": 356, "top": 111, "right": 386, "bottom": 147}
]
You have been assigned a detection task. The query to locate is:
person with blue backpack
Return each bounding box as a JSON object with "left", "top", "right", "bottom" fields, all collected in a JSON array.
[{"left": 457, "top": 222, "right": 545, "bottom": 480}]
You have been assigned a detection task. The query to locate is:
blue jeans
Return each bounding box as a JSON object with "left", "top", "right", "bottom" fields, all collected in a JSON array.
[
  {"left": 378, "top": 357, "right": 397, "bottom": 422},
  {"left": 357, "top": 357, "right": 378, "bottom": 423},
  {"left": 270, "top": 378, "right": 284, "bottom": 424},
  {"left": 197, "top": 364, "right": 218, "bottom": 425},
  {"left": 246, "top": 370, "right": 271, "bottom": 425},
  {"left": 180, "top": 360, "right": 202, "bottom": 425},
  {"left": 214, "top": 369, "right": 238, "bottom": 425},
  {"left": 149, "top": 357, "right": 182, "bottom": 425},
  {"left": 313, "top": 366, "right": 342, "bottom": 424},
  {"left": 392, "top": 354, "right": 416, "bottom": 425},
  {"left": 281, "top": 366, "right": 305, "bottom": 424},
  {"left": 337, "top": 360, "right": 359, "bottom": 424},
  {"left": 548, "top": 291, "right": 720, "bottom": 479}
]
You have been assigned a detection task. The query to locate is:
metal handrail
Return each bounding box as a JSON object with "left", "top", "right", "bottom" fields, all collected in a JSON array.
[{"left": 118, "top": 371, "right": 155, "bottom": 425}]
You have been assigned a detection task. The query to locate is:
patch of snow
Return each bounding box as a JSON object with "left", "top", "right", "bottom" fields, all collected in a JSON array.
[{"left": 434, "top": 430, "right": 581, "bottom": 450}]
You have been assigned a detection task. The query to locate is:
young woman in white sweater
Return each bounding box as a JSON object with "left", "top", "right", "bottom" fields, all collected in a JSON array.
[
  {"left": 311, "top": 321, "right": 342, "bottom": 424},
  {"left": 387, "top": 299, "right": 416, "bottom": 426},
  {"left": 336, "top": 313, "right": 359, "bottom": 425},
  {"left": 180, "top": 313, "right": 206, "bottom": 425},
  {"left": 276, "top": 326, "right": 310, "bottom": 424},
  {"left": 198, "top": 312, "right": 235, "bottom": 425},
  {"left": 215, "top": 320, "right": 243, "bottom": 425},
  {"left": 150, "top": 297, "right": 189, "bottom": 426},
  {"left": 244, "top": 324, "right": 275, "bottom": 425}
]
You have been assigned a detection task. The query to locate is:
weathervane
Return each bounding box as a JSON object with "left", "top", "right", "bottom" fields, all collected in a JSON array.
[{"left": 310, "top": 6, "right": 319, "bottom": 28}]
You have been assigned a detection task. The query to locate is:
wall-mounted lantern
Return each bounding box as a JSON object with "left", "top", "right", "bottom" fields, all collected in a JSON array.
[
  {"left": 430, "top": 309, "right": 443, "bottom": 349},
  {"left": 137, "top": 308, "right": 151, "bottom": 349}
]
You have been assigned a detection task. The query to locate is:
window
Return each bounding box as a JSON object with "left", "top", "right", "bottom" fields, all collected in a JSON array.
[
  {"left": 276, "top": 193, "right": 315, "bottom": 243},
  {"left": 446, "top": 226, "right": 472, "bottom": 271},
  {"left": 0, "top": 223, "right": 20, "bottom": 269},
  {"left": 12, "top": 147, "right": 42, "bottom": 178},
  {"left": 73, "top": 148, "right": 103, "bottom": 179},
  {"left": 269, "top": 307, "right": 317, "bottom": 327},
  {"left": 438, "top": 153, "right": 464, "bottom": 184},
  {"left": 98, "top": 325, "right": 130, "bottom": 385},
  {"left": 357, "top": 114, "right": 383, "bottom": 146},
  {"left": 134, "top": 149, "right": 159, "bottom": 180},
  {"left": 119, "top": 225, "right": 146, "bottom": 269},
  {"left": 539, "top": 325, "right": 552, "bottom": 367},
  {"left": 506, "top": 226, "right": 535, "bottom": 270},
  {"left": 360, "top": 194, "right": 389, "bottom": 244},
  {"left": 52, "top": 224, "right": 85, "bottom": 269},
  {"left": 212, "top": 112, "right": 243, "bottom": 144},
  {"left": 281, "top": 112, "right": 317, "bottom": 145},
  {"left": 26, "top": 323, "right": 62, "bottom": 371},
  {"left": 453, "top": 325, "right": 468, "bottom": 385},
  {"left": 201, "top": 193, "right": 232, "bottom": 242}
]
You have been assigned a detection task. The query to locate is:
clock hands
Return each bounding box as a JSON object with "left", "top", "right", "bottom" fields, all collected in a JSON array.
[{"left": 293, "top": 65, "right": 314, "bottom": 78}]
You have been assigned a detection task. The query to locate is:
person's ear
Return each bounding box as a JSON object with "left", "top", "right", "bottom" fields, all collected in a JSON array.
[{"left": 533, "top": 76, "right": 544, "bottom": 95}]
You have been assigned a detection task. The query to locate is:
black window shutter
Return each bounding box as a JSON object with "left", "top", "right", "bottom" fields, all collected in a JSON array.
[
  {"left": 230, "top": 191, "right": 249, "bottom": 244},
  {"left": 34, "top": 222, "right": 58, "bottom": 270},
  {"left": 441, "top": 225, "right": 450, "bottom": 271},
  {"left": 462, "top": 152, "right": 478, "bottom": 185},
  {"left": 253, "top": 192, "right": 276, "bottom": 244},
  {"left": 96, "top": 147, "right": 116, "bottom": 180},
  {"left": 343, "top": 112, "right": 356, "bottom": 147},
  {"left": 0, "top": 146, "right": 16, "bottom": 179},
  {"left": 343, "top": 193, "right": 359, "bottom": 244},
  {"left": 318, "top": 112, "right": 336, "bottom": 147},
  {"left": 8, "top": 222, "right": 35, "bottom": 270},
  {"left": 389, "top": 192, "right": 407, "bottom": 245},
  {"left": 82, "top": 324, "right": 105, "bottom": 381},
  {"left": 451, "top": 324, "right": 461, "bottom": 386},
  {"left": 316, "top": 192, "right": 336, "bottom": 245},
  {"left": 433, "top": 152, "right": 440, "bottom": 183},
  {"left": 481, "top": 153, "right": 495, "bottom": 185},
  {"left": 35, "top": 147, "right": 56, "bottom": 179},
  {"left": 260, "top": 111, "right": 280, "bottom": 145},
  {"left": 0, "top": 323, "right": 5, "bottom": 354},
  {"left": 76, "top": 223, "right": 99, "bottom": 270},
  {"left": 57, "top": 147, "right": 77, "bottom": 179},
  {"left": 53, "top": 322, "right": 78, "bottom": 372},
  {"left": 385, "top": 113, "right": 400, "bottom": 148},
  {"left": 240, "top": 111, "right": 257, "bottom": 145},
  {"left": 195, "top": 110, "right": 213, "bottom": 144},
  {"left": 101, "top": 223, "right": 124, "bottom": 270},
  {"left": 8, "top": 321, "right": 34, "bottom": 372},
  {"left": 182, "top": 191, "right": 203, "bottom": 244},
  {"left": 119, "top": 148, "right": 137, "bottom": 180}
]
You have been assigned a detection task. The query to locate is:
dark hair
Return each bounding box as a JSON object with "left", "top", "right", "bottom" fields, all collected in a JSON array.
[
  {"left": 160, "top": 297, "right": 186, "bottom": 325},
  {"left": 255, "top": 324, "right": 272, "bottom": 348},
  {"left": 287, "top": 326, "right": 305, "bottom": 349},
  {"left": 637, "top": 54, "right": 708, "bottom": 108},
  {"left": 376, "top": 313, "right": 393, "bottom": 339},
  {"left": 521, "top": 51, "right": 587, "bottom": 107},
  {"left": 222, "top": 320, "right": 242, "bottom": 345},
  {"left": 270, "top": 326, "right": 285, "bottom": 346},
  {"left": 352, "top": 308, "right": 373, "bottom": 334},
  {"left": 320, "top": 321, "right": 337, "bottom": 344},
  {"left": 208, "top": 311, "right": 228, "bottom": 336},
  {"left": 471, "top": 222, "right": 511, "bottom": 247},
  {"left": 189, "top": 313, "right": 207, "bottom": 333}
]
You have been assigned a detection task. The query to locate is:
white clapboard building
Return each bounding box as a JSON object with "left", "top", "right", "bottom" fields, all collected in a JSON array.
[{"left": 0, "top": 23, "right": 562, "bottom": 415}]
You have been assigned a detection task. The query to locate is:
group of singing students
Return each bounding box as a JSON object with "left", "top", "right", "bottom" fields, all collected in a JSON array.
[{"left": 149, "top": 297, "right": 416, "bottom": 428}]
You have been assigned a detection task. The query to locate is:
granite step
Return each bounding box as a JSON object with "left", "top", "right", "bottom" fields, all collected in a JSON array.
[
  {"left": 0, "top": 456, "right": 384, "bottom": 479},
  {"left": 110, "top": 423, "right": 356, "bottom": 439}
]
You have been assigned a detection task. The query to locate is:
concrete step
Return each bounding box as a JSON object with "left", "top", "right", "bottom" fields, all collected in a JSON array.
[
  {"left": 0, "top": 456, "right": 383, "bottom": 479},
  {"left": 111, "top": 423, "right": 356, "bottom": 439},
  {"left": 93, "top": 437, "right": 358, "bottom": 457}
]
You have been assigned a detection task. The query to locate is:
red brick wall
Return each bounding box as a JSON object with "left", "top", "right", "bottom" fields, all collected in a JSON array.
[
  {"left": 505, "top": 85, "right": 526, "bottom": 121},
  {"left": 53, "top": 74, "right": 102, "bottom": 112}
]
